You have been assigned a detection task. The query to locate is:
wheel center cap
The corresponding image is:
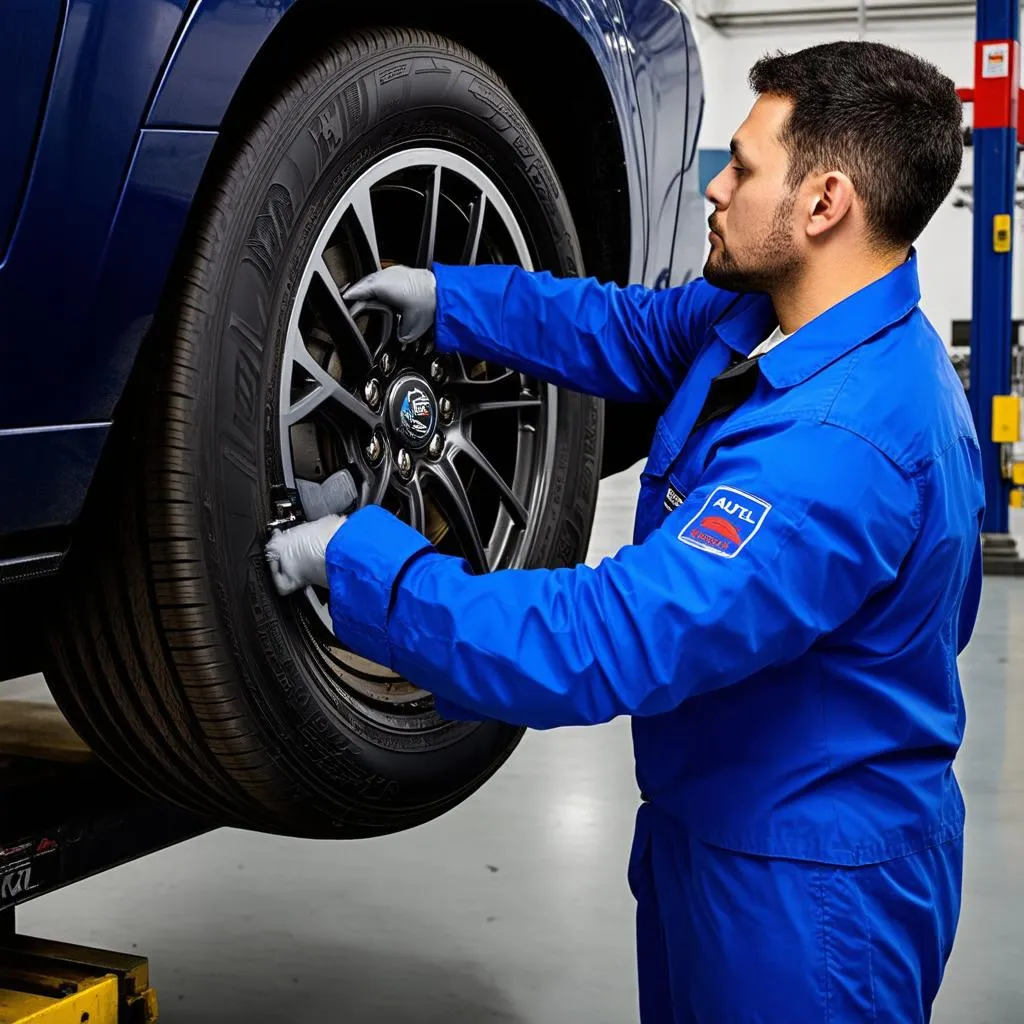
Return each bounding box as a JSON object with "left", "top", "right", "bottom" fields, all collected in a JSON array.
[{"left": 387, "top": 374, "right": 438, "bottom": 449}]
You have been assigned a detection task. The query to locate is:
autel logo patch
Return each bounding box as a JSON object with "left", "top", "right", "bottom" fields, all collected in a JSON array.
[{"left": 678, "top": 486, "right": 771, "bottom": 558}]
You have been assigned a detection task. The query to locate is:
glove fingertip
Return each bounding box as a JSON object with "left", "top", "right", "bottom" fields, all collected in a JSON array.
[{"left": 272, "top": 571, "right": 298, "bottom": 596}]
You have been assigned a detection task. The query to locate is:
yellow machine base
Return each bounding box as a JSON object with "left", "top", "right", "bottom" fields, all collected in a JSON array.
[{"left": 0, "top": 934, "right": 156, "bottom": 1024}]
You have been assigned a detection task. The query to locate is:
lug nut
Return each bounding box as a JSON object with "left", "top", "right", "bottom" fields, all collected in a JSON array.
[
  {"left": 364, "top": 379, "right": 381, "bottom": 408},
  {"left": 428, "top": 433, "right": 445, "bottom": 459},
  {"left": 396, "top": 449, "right": 413, "bottom": 479},
  {"left": 439, "top": 396, "right": 454, "bottom": 423},
  {"left": 379, "top": 352, "right": 394, "bottom": 377},
  {"left": 429, "top": 358, "right": 446, "bottom": 383},
  {"left": 366, "top": 431, "right": 384, "bottom": 464}
]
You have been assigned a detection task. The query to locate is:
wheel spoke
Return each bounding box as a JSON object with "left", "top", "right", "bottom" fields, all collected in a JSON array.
[
  {"left": 286, "top": 328, "right": 378, "bottom": 430},
  {"left": 313, "top": 258, "right": 374, "bottom": 367},
  {"left": 450, "top": 432, "right": 528, "bottom": 528},
  {"left": 416, "top": 165, "right": 442, "bottom": 268},
  {"left": 346, "top": 299, "right": 395, "bottom": 363},
  {"left": 367, "top": 455, "right": 393, "bottom": 507},
  {"left": 421, "top": 458, "right": 489, "bottom": 573},
  {"left": 407, "top": 475, "right": 427, "bottom": 536},
  {"left": 460, "top": 193, "right": 487, "bottom": 265},
  {"left": 450, "top": 359, "right": 518, "bottom": 388},
  {"left": 348, "top": 184, "right": 382, "bottom": 270},
  {"left": 460, "top": 395, "right": 542, "bottom": 420},
  {"left": 280, "top": 148, "right": 550, "bottom": 644}
]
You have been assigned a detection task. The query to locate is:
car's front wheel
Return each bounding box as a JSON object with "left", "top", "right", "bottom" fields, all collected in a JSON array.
[{"left": 44, "top": 26, "right": 602, "bottom": 837}]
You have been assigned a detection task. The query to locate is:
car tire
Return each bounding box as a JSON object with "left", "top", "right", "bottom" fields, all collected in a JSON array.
[{"left": 44, "top": 26, "right": 603, "bottom": 837}]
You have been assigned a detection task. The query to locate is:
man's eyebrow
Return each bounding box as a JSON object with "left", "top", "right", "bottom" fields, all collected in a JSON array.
[{"left": 730, "top": 139, "right": 748, "bottom": 161}]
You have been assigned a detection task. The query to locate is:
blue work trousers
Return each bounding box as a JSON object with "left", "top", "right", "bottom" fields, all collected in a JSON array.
[{"left": 629, "top": 806, "right": 963, "bottom": 1023}]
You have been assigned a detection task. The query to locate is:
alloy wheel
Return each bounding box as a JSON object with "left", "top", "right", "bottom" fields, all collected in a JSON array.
[{"left": 275, "top": 148, "right": 558, "bottom": 708}]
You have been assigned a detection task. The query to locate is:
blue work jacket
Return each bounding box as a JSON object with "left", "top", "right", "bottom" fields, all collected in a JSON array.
[{"left": 325, "top": 251, "right": 985, "bottom": 867}]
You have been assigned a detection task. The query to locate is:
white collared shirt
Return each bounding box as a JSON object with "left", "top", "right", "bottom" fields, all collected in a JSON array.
[{"left": 749, "top": 324, "right": 790, "bottom": 359}]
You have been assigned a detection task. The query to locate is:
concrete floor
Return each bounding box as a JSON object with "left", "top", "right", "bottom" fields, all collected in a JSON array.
[{"left": 6, "top": 465, "right": 1024, "bottom": 1022}]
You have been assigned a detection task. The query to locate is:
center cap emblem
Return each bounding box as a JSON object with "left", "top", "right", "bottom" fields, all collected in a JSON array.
[{"left": 388, "top": 374, "right": 437, "bottom": 449}]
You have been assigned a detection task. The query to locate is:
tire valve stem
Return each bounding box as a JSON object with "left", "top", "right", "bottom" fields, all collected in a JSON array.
[
  {"left": 364, "top": 378, "right": 381, "bottom": 409},
  {"left": 397, "top": 449, "right": 413, "bottom": 478},
  {"left": 267, "top": 490, "right": 303, "bottom": 532},
  {"left": 439, "top": 396, "right": 454, "bottom": 423},
  {"left": 428, "top": 434, "right": 444, "bottom": 459}
]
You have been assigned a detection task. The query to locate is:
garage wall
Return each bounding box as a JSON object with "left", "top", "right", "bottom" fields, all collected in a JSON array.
[{"left": 690, "top": 3, "right": 1019, "bottom": 349}]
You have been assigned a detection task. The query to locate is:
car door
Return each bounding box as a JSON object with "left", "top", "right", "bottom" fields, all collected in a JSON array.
[{"left": 0, "top": 0, "right": 65, "bottom": 261}]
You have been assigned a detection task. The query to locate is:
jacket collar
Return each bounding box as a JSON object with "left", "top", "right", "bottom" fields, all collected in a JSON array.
[{"left": 711, "top": 249, "right": 922, "bottom": 389}]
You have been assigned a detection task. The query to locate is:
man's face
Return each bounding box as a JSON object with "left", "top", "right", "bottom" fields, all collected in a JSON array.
[{"left": 703, "top": 95, "right": 806, "bottom": 294}]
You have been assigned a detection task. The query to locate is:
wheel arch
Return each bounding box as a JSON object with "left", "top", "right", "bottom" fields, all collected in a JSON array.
[
  {"left": 140, "top": 0, "right": 649, "bottom": 479},
  {"left": 148, "top": 0, "right": 638, "bottom": 288}
]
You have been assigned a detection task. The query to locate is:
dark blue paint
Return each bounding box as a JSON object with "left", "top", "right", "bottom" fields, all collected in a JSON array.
[
  {"left": 969, "top": 0, "right": 1018, "bottom": 535},
  {"left": 0, "top": 0, "right": 65, "bottom": 258},
  {"left": 77, "top": 129, "right": 218, "bottom": 419},
  {"left": 670, "top": 9, "right": 707, "bottom": 289},
  {"left": 148, "top": 0, "right": 696, "bottom": 290},
  {"left": 0, "top": 128, "right": 217, "bottom": 539},
  {"left": 0, "top": 424, "right": 109, "bottom": 533},
  {"left": 0, "top": 0, "right": 190, "bottom": 429},
  {"left": 0, "top": 0, "right": 704, "bottom": 541},
  {"left": 621, "top": 0, "right": 691, "bottom": 283},
  {"left": 148, "top": 0, "right": 293, "bottom": 127}
]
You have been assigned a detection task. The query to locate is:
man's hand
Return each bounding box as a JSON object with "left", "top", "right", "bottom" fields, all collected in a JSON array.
[
  {"left": 264, "top": 467, "right": 359, "bottom": 596},
  {"left": 265, "top": 514, "right": 344, "bottom": 595},
  {"left": 343, "top": 266, "right": 436, "bottom": 344}
]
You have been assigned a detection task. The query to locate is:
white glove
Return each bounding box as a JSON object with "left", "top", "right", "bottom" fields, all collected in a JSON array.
[
  {"left": 343, "top": 266, "right": 437, "bottom": 344},
  {"left": 265, "top": 514, "right": 345, "bottom": 595}
]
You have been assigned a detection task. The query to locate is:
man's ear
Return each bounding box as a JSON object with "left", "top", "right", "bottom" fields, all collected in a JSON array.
[{"left": 805, "top": 171, "right": 856, "bottom": 238}]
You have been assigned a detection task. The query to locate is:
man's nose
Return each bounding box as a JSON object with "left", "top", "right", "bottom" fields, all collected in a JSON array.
[{"left": 704, "top": 169, "right": 730, "bottom": 208}]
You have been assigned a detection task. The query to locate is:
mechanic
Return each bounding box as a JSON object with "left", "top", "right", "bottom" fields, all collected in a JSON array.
[{"left": 265, "top": 41, "right": 984, "bottom": 1023}]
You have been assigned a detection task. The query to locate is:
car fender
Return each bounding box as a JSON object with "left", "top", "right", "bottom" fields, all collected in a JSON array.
[
  {"left": 0, "top": 0, "right": 194, "bottom": 431},
  {"left": 143, "top": 0, "right": 655, "bottom": 283}
]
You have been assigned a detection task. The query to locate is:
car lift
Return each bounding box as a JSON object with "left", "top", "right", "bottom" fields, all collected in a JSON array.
[
  {"left": 959, "top": 0, "right": 1024, "bottom": 573},
  {"left": 0, "top": 699, "right": 211, "bottom": 1021}
]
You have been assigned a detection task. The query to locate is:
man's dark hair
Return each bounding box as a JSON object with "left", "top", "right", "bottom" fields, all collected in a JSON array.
[{"left": 749, "top": 41, "right": 963, "bottom": 250}]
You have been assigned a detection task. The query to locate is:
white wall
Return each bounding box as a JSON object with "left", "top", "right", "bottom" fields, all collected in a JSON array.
[{"left": 690, "top": 9, "right": 1017, "bottom": 347}]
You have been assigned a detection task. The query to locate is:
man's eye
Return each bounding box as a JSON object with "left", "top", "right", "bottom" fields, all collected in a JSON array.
[{"left": 732, "top": 163, "right": 747, "bottom": 176}]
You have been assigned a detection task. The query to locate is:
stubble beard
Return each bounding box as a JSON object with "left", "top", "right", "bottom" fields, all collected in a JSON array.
[{"left": 703, "top": 192, "right": 803, "bottom": 294}]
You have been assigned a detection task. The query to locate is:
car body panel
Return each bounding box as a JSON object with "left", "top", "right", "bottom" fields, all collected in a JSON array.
[
  {"left": 0, "top": 0, "right": 65, "bottom": 260},
  {"left": 0, "top": 423, "right": 109, "bottom": 535},
  {"left": 0, "top": 128, "right": 217, "bottom": 538},
  {"left": 671, "top": 6, "right": 708, "bottom": 289},
  {"left": 0, "top": 0, "right": 190, "bottom": 431},
  {"left": 0, "top": 0, "right": 704, "bottom": 541},
  {"left": 619, "top": 0, "right": 688, "bottom": 286},
  {"left": 145, "top": 0, "right": 689, "bottom": 289}
]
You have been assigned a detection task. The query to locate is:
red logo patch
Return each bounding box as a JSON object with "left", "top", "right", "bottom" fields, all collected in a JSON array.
[{"left": 699, "top": 515, "right": 742, "bottom": 544}]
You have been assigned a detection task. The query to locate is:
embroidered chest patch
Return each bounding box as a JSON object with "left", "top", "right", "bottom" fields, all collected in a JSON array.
[{"left": 678, "top": 486, "right": 771, "bottom": 558}]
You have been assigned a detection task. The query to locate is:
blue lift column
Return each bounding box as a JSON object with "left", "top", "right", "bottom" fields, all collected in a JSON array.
[{"left": 966, "top": 0, "right": 1024, "bottom": 574}]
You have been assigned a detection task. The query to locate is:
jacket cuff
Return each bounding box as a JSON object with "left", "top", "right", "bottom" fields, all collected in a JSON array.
[
  {"left": 324, "top": 504, "right": 433, "bottom": 667},
  {"left": 431, "top": 262, "right": 460, "bottom": 354}
]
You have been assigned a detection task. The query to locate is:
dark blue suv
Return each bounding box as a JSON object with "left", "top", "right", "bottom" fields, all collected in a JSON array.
[{"left": 1, "top": 0, "right": 706, "bottom": 837}]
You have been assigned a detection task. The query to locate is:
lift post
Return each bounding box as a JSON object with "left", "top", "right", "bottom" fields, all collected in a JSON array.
[{"left": 961, "top": 0, "right": 1024, "bottom": 573}]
